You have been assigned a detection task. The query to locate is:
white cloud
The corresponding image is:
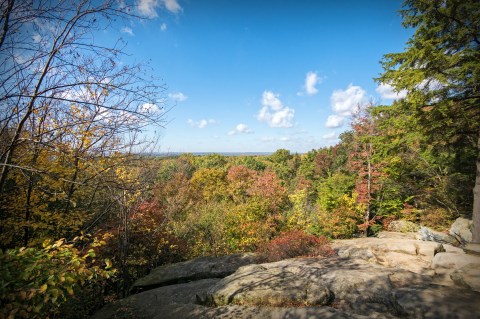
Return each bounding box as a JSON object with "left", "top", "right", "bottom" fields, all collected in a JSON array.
[
  {"left": 262, "top": 91, "right": 283, "bottom": 110},
  {"left": 32, "top": 33, "right": 42, "bottom": 43},
  {"left": 198, "top": 120, "right": 208, "bottom": 128},
  {"left": 322, "top": 132, "right": 337, "bottom": 140},
  {"left": 376, "top": 83, "right": 407, "bottom": 100},
  {"left": 257, "top": 91, "right": 295, "bottom": 128},
  {"left": 121, "top": 26, "right": 134, "bottom": 36},
  {"left": 330, "top": 84, "right": 367, "bottom": 116},
  {"left": 298, "top": 72, "right": 325, "bottom": 96},
  {"left": 160, "top": 23, "right": 167, "bottom": 31},
  {"left": 139, "top": 103, "right": 161, "bottom": 113},
  {"left": 168, "top": 92, "right": 188, "bottom": 102},
  {"left": 137, "top": 0, "right": 160, "bottom": 18},
  {"left": 188, "top": 118, "right": 216, "bottom": 129},
  {"left": 325, "top": 115, "right": 344, "bottom": 128},
  {"left": 228, "top": 123, "right": 253, "bottom": 135},
  {"left": 162, "top": 0, "right": 182, "bottom": 13},
  {"left": 305, "top": 71, "right": 320, "bottom": 96}
]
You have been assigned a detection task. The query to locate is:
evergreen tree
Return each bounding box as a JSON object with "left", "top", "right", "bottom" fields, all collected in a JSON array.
[{"left": 378, "top": 0, "right": 480, "bottom": 242}]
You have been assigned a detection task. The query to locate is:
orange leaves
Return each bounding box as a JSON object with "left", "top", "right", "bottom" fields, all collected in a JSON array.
[
  {"left": 226, "top": 165, "right": 257, "bottom": 203},
  {"left": 249, "top": 171, "right": 288, "bottom": 214}
]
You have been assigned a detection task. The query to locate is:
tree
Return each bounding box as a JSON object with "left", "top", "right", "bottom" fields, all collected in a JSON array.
[
  {"left": 0, "top": 0, "right": 167, "bottom": 247},
  {"left": 377, "top": 0, "right": 480, "bottom": 242},
  {"left": 227, "top": 165, "right": 258, "bottom": 203},
  {"left": 190, "top": 168, "right": 227, "bottom": 202},
  {"left": 349, "top": 107, "right": 387, "bottom": 236}
]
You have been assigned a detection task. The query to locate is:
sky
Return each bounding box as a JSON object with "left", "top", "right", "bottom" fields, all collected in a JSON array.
[{"left": 110, "top": 0, "right": 413, "bottom": 153}]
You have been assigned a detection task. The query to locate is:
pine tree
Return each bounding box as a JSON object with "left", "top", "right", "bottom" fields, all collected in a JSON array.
[{"left": 378, "top": 0, "right": 480, "bottom": 242}]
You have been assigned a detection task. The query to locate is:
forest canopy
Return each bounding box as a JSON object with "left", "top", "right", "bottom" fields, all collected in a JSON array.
[{"left": 0, "top": 0, "right": 478, "bottom": 318}]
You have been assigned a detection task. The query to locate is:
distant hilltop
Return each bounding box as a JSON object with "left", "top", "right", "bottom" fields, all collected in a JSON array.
[{"left": 151, "top": 152, "right": 274, "bottom": 157}]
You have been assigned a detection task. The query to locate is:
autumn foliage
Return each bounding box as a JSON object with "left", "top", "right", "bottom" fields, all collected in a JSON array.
[{"left": 257, "top": 230, "right": 335, "bottom": 262}]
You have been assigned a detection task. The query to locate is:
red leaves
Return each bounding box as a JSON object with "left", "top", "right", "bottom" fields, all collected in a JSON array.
[{"left": 257, "top": 230, "right": 335, "bottom": 262}]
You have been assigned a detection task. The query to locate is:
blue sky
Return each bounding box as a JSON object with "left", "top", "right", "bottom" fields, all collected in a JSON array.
[{"left": 113, "top": 0, "right": 412, "bottom": 153}]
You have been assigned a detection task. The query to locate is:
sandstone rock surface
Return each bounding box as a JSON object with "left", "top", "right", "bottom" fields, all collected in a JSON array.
[
  {"left": 93, "top": 233, "right": 480, "bottom": 319},
  {"left": 450, "top": 263, "right": 480, "bottom": 292},
  {"left": 92, "top": 279, "right": 220, "bottom": 319},
  {"left": 418, "top": 226, "right": 458, "bottom": 245},
  {"left": 132, "top": 253, "right": 258, "bottom": 292},
  {"left": 448, "top": 217, "right": 473, "bottom": 244},
  {"left": 431, "top": 252, "right": 480, "bottom": 276}
]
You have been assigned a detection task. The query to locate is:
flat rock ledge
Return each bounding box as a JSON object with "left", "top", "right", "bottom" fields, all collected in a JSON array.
[
  {"left": 93, "top": 232, "right": 480, "bottom": 319},
  {"left": 132, "top": 253, "right": 259, "bottom": 293}
]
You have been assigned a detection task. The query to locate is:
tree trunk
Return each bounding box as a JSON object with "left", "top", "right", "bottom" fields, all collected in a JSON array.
[
  {"left": 0, "top": 0, "right": 14, "bottom": 49},
  {"left": 472, "top": 132, "right": 480, "bottom": 243},
  {"left": 364, "top": 142, "right": 372, "bottom": 237}
]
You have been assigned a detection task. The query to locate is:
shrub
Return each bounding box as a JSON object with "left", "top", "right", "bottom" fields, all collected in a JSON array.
[
  {"left": 257, "top": 230, "right": 335, "bottom": 262},
  {"left": 316, "top": 194, "right": 364, "bottom": 239},
  {"left": 0, "top": 238, "right": 114, "bottom": 319}
]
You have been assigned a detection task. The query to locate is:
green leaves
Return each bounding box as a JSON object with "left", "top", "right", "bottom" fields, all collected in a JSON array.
[
  {"left": 0, "top": 241, "right": 115, "bottom": 319},
  {"left": 376, "top": 0, "right": 479, "bottom": 229}
]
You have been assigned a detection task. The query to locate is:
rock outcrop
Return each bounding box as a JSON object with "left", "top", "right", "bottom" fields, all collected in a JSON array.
[
  {"left": 132, "top": 253, "right": 258, "bottom": 292},
  {"left": 93, "top": 232, "right": 480, "bottom": 319},
  {"left": 418, "top": 226, "right": 459, "bottom": 246},
  {"left": 450, "top": 263, "right": 480, "bottom": 292},
  {"left": 449, "top": 217, "right": 473, "bottom": 244}
]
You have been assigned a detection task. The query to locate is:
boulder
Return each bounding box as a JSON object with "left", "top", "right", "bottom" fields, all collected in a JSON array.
[
  {"left": 205, "top": 256, "right": 432, "bottom": 317},
  {"left": 132, "top": 253, "right": 258, "bottom": 292},
  {"left": 464, "top": 243, "right": 480, "bottom": 256},
  {"left": 387, "top": 220, "right": 420, "bottom": 233},
  {"left": 450, "top": 263, "right": 480, "bottom": 292},
  {"left": 393, "top": 285, "right": 480, "bottom": 318},
  {"left": 431, "top": 252, "right": 480, "bottom": 277},
  {"left": 449, "top": 218, "right": 473, "bottom": 244},
  {"left": 332, "top": 237, "right": 441, "bottom": 274},
  {"left": 418, "top": 227, "right": 459, "bottom": 246},
  {"left": 91, "top": 279, "right": 220, "bottom": 319},
  {"left": 205, "top": 263, "right": 333, "bottom": 307}
]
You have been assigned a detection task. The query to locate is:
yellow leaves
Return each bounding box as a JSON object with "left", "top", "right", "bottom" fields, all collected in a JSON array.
[
  {"left": 52, "top": 239, "right": 64, "bottom": 248},
  {"left": 39, "top": 284, "right": 47, "bottom": 294},
  {"left": 42, "top": 239, "right": 51, "bottom": 249}
]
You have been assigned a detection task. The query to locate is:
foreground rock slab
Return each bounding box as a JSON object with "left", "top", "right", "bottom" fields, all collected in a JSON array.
[
  {"left": 92, "top": 279, "right": 220, "bottom": 319},
  {"left": 394, "top": 285, "right": 480, "bottom": 319},
  {"left": 94, "top": 234, "right": 480, "bottom": 319},
  {"left": 151, "top": 304, "right": 382, "bottom": 319},
  {"left": 133, "top": 253, "right": 258, "bottom": 292},
  {"left": 450, "top": 263, "right": 480, "bottom": 292},
  {"left": 206, "top": 263, "right": 333, "bottom": 307}
]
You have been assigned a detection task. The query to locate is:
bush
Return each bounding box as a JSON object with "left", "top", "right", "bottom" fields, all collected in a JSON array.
[
  {"left": 257, "top": 230, "right": 335, "bottom": 262},
  {"left": 316, "top": 194, "right": 364, "bottom": 238},
  {"left": 0, "top": 238, "right": 114, "bottom": 319}
]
